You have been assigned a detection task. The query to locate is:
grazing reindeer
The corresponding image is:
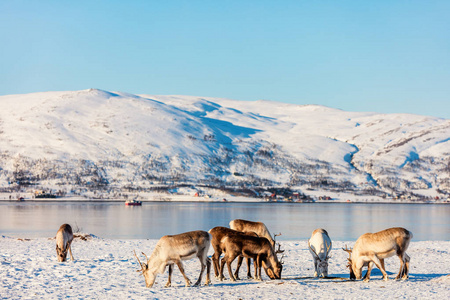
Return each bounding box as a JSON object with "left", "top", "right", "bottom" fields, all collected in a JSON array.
[
  {"left": 56, "top": 224, "right": 74, "bottom": 262},
  {"left": 343, "top": 227, "right": 412, "bottom": 282},
  {"left": 134, "top": 230, "right": 211, "bottom": 288},
  {"left": 229, "top": 219, "right": 282, "bottom": 279},
  {"left": 209, "top": 226, "right": 283, "bottom": 282},
  {"left": 308, "top": 228, "right": 332, "bottom": 277},
  {"left": 208, "top": 226, "right": 259, "bottom": 280}
]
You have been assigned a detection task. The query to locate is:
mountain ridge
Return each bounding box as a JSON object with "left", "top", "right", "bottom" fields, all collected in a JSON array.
[{"left": 0, "top": 89, "right": 448, "bottom": 199}]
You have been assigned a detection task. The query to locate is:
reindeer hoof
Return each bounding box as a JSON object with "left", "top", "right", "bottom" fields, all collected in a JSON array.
[
  {"left": 164, "top": 283, "right": 171, "bottom": 288},
  {"left": 383, "top": 276, "right": 389, "bottom": 281},
  {"left": 363, "top": 278, "right": 370, "bottom": 283},
  {"left": 205, "top": 280, "right": 211, "bottom": 286}
]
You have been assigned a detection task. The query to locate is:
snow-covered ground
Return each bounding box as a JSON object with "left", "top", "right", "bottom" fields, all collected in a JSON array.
[{"left": 1, "top": 235, "right": 449, "bottom": 299}]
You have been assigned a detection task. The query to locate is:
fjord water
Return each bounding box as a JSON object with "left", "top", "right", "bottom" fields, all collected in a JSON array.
[{"left": 0, "top": 202, "right": 448, "bottom": 241}]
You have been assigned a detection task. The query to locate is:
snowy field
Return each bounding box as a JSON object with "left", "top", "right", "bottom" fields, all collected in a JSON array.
[{"left": 1, "top": 235, "right": 449, "bottom": 299}]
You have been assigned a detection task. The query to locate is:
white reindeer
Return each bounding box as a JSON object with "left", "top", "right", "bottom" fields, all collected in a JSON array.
[
  {"left": 308, "top": 228, "right": 332, "bottom": 277},
  {"left": 134, "top": 230, "right": 211, "bottom": 288},
  {"left": 56, "top": 223, "right": 74, "bottom": 262},
  {"left": 343, "top": 227, "right": 412, "bottom": 282}
]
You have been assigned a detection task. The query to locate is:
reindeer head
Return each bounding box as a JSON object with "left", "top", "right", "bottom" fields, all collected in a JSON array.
[
  {"left": 262, "top": 259, "right": 283, "bottom": 280},
  {"left": 56, "top": 245, "right": 68, "bottom": 262},
  {"left": 262, "top": 242, "right": 285, "bottom": 279},
  {"left": 342, "top": 245, "right": 356, "bottom": 280},
  {"left": 276, "top": 252, "right": 285, "bottom": 278},
  {"left": 317, "top": 260, "right": 329, "bottom": 277},
  {"left": 269, "top": 243, "right": 285, "bottom": 279},
  {"left": 134, "top": 250, "right": 155, "bottom": 288},
  {"left": 309, "top": 241, "right": 331, "bottom": 277}
]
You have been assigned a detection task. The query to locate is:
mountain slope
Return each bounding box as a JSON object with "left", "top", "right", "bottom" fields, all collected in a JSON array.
[{"left": 0, "top": 89, "right": 448, "bottom": 198}]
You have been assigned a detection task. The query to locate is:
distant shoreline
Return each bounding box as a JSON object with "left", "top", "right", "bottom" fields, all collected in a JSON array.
[{"left": 1, "top": 197, "right": 448, "bottom": 204}]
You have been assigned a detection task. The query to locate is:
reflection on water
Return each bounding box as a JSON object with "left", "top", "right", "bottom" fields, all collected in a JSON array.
[{"left": 0, "top": 202, "right": 448, "bottom": 241}]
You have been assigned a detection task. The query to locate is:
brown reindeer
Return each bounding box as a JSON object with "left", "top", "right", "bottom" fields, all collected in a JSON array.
[
  {"left": 343, "top": 227, "right": 412, "bottom": 282},
  {"left": 208, "top": 226, "right": 258, "bottom": 279},
  {"left": 209, "top": 226, "right": 283, "bottom": 282},
  {"left": 134, "top": 230, "right": 211, "bottom": 288},
  {"left": 56, "top": 224, "right": 74, "bottom": 262},
  {"left": 229, "top": 219, "right": 283, "bottom": 279}
]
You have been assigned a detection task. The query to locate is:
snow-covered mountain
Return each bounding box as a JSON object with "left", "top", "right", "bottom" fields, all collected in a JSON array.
[{"left": 0, "top": 89, "right": 448, "bottom": 198}]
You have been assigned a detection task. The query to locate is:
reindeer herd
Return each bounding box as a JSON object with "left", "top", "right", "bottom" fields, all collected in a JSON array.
[{"left": 55, "top": 221, "right": 413, "bottom": 288}]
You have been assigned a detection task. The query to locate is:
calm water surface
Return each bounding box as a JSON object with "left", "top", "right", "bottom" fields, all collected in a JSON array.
[{"left": 0, "top": 202, "right": 449, "bottom": 241}]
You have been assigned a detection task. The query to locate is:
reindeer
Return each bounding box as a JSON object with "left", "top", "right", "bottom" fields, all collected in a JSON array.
[
  {"left": 134, "top": 230, "right": 211, "bottom": 288},
  {"left": 56, "top": 224, "right": 74, "bottom": 262},
  {"left": 209, "top": 226, "right": 283, "bottom": 282},
  {"left": 308, "top": 228, "right": 332, "bottom": 277},
  {"left": 208, "top": 226, "right": 260, "bottom": 280},
  {"left": 343, "top": 227, "right": 412, "bottom": 282},
  {"left": 229, "top": 219, "right": 282, "bottom": 279}
]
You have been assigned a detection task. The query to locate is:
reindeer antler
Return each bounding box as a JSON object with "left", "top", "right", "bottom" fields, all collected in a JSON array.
[
  {"left": 275, "top": 243, "right": 285, "bottom": 254},
  {"left": 280, "top": 254, "right": 285, "bottom": 265},
  {"left": 273, "top": 232, "right": 282, "bottom": 241},
  {"left": 342, "top": 245, "right": 353, "bottom": 267},
  {"left": 342, "top": 245, "right": 352, "bottom": 255},
  {"left": 308, "top": 240, "right": 319, "bottom": 259},
  {"left": 326, "top": 241, "right": 332, "bottom": 255},
  {"left": 133, "top": 250, "right": 144, "bottom": 273},
  {"left": 141, "top": 251, "right": 149, "bottom": 261}
]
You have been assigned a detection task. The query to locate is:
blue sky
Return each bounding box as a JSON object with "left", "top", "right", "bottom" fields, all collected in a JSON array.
[{"left": 1, "top": 0, "right": 449, "bottom": 118}]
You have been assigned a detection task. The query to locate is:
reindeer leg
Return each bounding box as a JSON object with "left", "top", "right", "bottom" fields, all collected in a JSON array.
[
  {"left": 234, "top": 256, "right": 243, "bottom": 280},
  {"left": 395, "top": 254, "right": 405, "bottom": 280},
  {"left": 68, "top": 241, "right": 74, "bottom": 261},
  {"left": 193, "top": 254, "right": 206, "bottom": 287},
  {"left": 246, "top": 257, "right": 253, "bottom": 279},
  {"left": 219, "top": 256, "right": 227, "bottom": 281},
  {"left": 205, "top": 257, "right": 211, "bottom": 285},
  {"left": 363, "top": 262, "right": 374, "bottom": 282},
  {"left": 175, "top": 260, "right": 191, "bottom": 287},
  {"left": 313, "top": 258, "right": 318, "bottom": 277},
  {"left": 254, "top": 256, "right": 258, "bottom": 280},
  {"left": 370, "top": 256, "right": 389, "bottom": 281},
  {"left": 255, "top": 255, "right": 262, "bottom": 281},
  {"left": 165, "top": 264, "right": 173, "bottom": 287},
  {"left": 402, "top": 253, "right": 410, "bottom": 280},
  {"left": 212, "top": 250, "right": 221, "bottom": 278},
  {"left": 226, "top": 254, "right": 237, "bottom": 282}
]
